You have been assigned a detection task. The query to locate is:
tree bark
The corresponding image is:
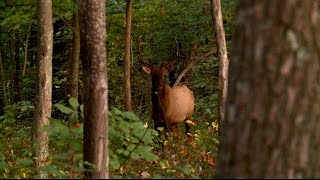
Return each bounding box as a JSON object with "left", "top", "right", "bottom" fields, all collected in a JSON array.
[
  {"left": 210, "top": 0, "right": 229, "bottom": 135},
  {"left": 32, "top": 0, "right": 53, "bottom": 178},
  {"left": 80, "top": 0, "right": 109, "bottom": 178},
  {"left": 14, "top": 32, "right": 21, "bottom": 102},
  {"left": 9, "top": 32, "right": 15, "bottom": 103},
  {"left": 23, "top": 21, "right": 33, "bottom": 77},
  {"left": 69, "top": 7, "right": 80, "bottom": 99},
  {"left": 124, "top": 0, "right": 132, "bottom": 111},
  {"left": 0, "top": 50, "right": 8, "bottom": 106},
  {"left": 217, "top": 0, "right": 320, "bottom": 178}
]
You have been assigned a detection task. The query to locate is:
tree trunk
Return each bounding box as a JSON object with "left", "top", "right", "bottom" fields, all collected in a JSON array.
[
  {"left": 9, "top": 32, "right": 15, "bottom": 104},
  {"left": 80, "top": 0, "right": 109, "bottom": 178},
  {"left": 217, "top": 0, "right": 320, "bottom": 178},
  {"left": 14, "top": 32, "right": 21, "bottom": 102},
  {"left": 0, "top": 50, "right": 8, "bottom": 106},
  {"left": 124, "top": 0, "right": 132, "bottom": 111},
  {"left": 32, "top": 0, "right": 53, "bottom": 178},
  {"left": 210, "top": 0, "right": 229, "bottom": 135},
  {"left": 23, "top": 21, "right": 33, "bottom": 77},
  {"left": 69, "top": 8, "right": 80, "bottom": 99}
]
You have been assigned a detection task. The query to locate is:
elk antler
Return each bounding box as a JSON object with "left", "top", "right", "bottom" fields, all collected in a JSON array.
[{"left": 173, "top": 41, "right": 200, "bottom": 87}]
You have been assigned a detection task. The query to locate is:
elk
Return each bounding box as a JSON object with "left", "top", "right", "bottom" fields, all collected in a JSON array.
[{"left": 141, "top": 63, "right": 195, "bottom": 135}]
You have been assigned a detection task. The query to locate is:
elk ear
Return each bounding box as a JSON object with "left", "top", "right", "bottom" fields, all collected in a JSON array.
[{"left": 142, "top": 65, "right": 151, "bottom": 74}]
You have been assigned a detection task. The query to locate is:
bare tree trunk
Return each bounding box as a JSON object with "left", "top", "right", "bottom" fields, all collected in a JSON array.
[
  {"left": 69, "top": 8, "right": 80, "bottom": 99},
  {"left": 124, "top": 0, "right": 132, "bottom": 111},
  {"left": 9, "top": 32, "right": 15, "bottom": 104},
  {"left": 80, "top": 0, "right": 109, "bottom": 178},
  {"left": 23, "top": 21, "right": 33, "bottom": 77},
  {"left": 14, "top": 32, "right": 21, "bottom": 102},
  {"left": 0, "top": 50, "right": 8, "bottom": 106},
  {"left": 32, "top": 0, "right": 53, "bottom": 178},
  {"left": 217, "top": 0, "right": 320, "bottom": 178},
  {"left": 211, "top": 0, "right": 229, "bottom": 135}
]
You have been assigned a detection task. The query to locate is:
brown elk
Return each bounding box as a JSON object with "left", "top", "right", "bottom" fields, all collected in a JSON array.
[{"left": 141, "top": 63, "right": 195, "bottom": 135}]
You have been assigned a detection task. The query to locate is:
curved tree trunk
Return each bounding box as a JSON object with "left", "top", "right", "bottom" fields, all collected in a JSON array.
[
  {"left": 210, "top": 0, "right": 229, "bottom": 135},
  {"left": 80, "top": 0, "right": 108, "bottom": 178},
  {"left": 217, "top": 0, "right": 320, "bottom": 178},
  {"left": 32, "top": 0, "right": 53, "bottom": 178},
  {"left": 124, "top": 0, "right": 132, "bottom": 111}
]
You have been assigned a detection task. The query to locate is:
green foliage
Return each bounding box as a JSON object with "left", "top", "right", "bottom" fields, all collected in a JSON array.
[
  {"left": 109, "top": 107, "right": 159, "bottom": 171},
  {"left": 0, "top": 0, "right": 237, "bottom": 178}
]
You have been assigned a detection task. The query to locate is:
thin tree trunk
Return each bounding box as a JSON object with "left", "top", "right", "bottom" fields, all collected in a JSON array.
[
  {"left": 9, "top": 32, "right": 15, "bottom": 104},
  {"left": 23, "top": 21, "right": 33, "bottom": 77},
  {"left": 211, "top": 0, "right": 229, "bottom": 135},
  {"left": 32, "top": 0, "right": 53, "bottom": 178},
  {"left": 217, "top": 0, "right": 320, "bottom": 178},
  {"left": 124, "top": 0, "right": 132, "bottom": 111},
  {"left": 14, "top": 32, "right": 21, "bottom": 102},
  {"left": 0, "top": 50, "right": 8, "bottom": 106},
  {"left": 69, "top": 9, "right": 80, "bottom": 99},
  {"left": 80, "top": 0, "right": 108, "bottom": 178}
]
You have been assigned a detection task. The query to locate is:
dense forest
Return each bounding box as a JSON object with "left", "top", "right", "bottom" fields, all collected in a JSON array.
[
  {"left": 2, "top": 0, "right": 319, "bottom": 179},
  {"left": 0, "top": 0, "right": 236, "bottom": 178}
]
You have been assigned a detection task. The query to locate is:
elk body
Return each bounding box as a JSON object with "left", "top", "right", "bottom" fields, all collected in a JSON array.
[{"left": 142, "top": 65, "right": 195, "bottom": 134}]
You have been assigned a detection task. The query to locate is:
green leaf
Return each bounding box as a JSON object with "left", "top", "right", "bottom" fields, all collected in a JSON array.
[
  {"left": 0, "top": 161, "right": 7, "bottom": 170},
  {"left": 119, "top": 120, "right": 130, "bottom": 135},
  {"left": 127, "top": 144, "right": 136, "bottom": 151},
  {"left": 121, "top": 111, "right": 139, "bottom": 121},
  {"left": 177, "top": 165, "right": 191, "bottom": 175},
  {"left": 141, "top": 130, "right": 154, "bottom": 144},
  {"left": 131, "top": 121, "right": 144, "bottom": 132},
  {"left": 134, "top": 145, "right": 158, "bottom": 161},
  {"left": 69, "top": 97, "right": 79, "bottom": 110},
  {"left": 110, "top": 156, "right": 121, "bottom": 170},
  {"left": 130, "top": 152, "right": 140, "bottom": 160},
  {"left": 54, "top": 103, "right": 75, "bottom": 114},
  {"left": 16, "top": 158, "right": 33, "bottom": 166},
  {"left": 69, "top": 139, "right": 83, "bottom": 151},
  {"left": 141, "top": 151, "right": 159, "bottom": 161},
  {"left": 80, "top": 104, "right": 84, "bottom": 112}
]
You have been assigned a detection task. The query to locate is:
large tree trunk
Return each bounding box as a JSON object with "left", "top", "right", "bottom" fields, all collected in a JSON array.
[
  {"left": 69, "top": 8, "right": 80, "bottom": 99},
  {"left": 0, "top": 50, "right": 8, "bottom": 106},
  {"left": 217, "top": 0, "right": 320, "bottom": 178},
  {"left": 124, "top": 0, "right": 132, "bottom": 111},
  {"left": 32, "top": 0, "right": 53, "bottom": 178},
  {"left": 211, "top": 0, "right": 229, "bottom": 135},
  {"left": 80, "top": 0, "right": 109, "bottom": 178}
]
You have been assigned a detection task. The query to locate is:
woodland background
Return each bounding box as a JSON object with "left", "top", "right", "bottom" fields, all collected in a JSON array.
[{"left": 0, "top": 0, "right": 237, "bottom": 178}]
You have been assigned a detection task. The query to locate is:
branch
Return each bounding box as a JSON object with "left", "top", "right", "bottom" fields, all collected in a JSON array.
[{"left": 60, "top": 16, "right": 78, "bottom": 34}]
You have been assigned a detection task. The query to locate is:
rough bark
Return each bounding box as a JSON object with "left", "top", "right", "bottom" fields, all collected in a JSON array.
[
  {"left": 217, "top": 0, "right": 320, "bottom": 178},
  {"left": 69, "top": 9, "right": 80, "bottom": 99},
  {"left": 211, "top": 0, "right": 229, "bottom": 135},
  {"left": 80, "top": 0, "right": 108, "bottom": 178},
  {"left": 0, "top": 50, "right": 8, "bottom": 106},
  {"left": 124, "top": 0, "right": 132, "bottom": 111},
  {"left": 32, "top": 0, "right": 53, "bottom": 178}
]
